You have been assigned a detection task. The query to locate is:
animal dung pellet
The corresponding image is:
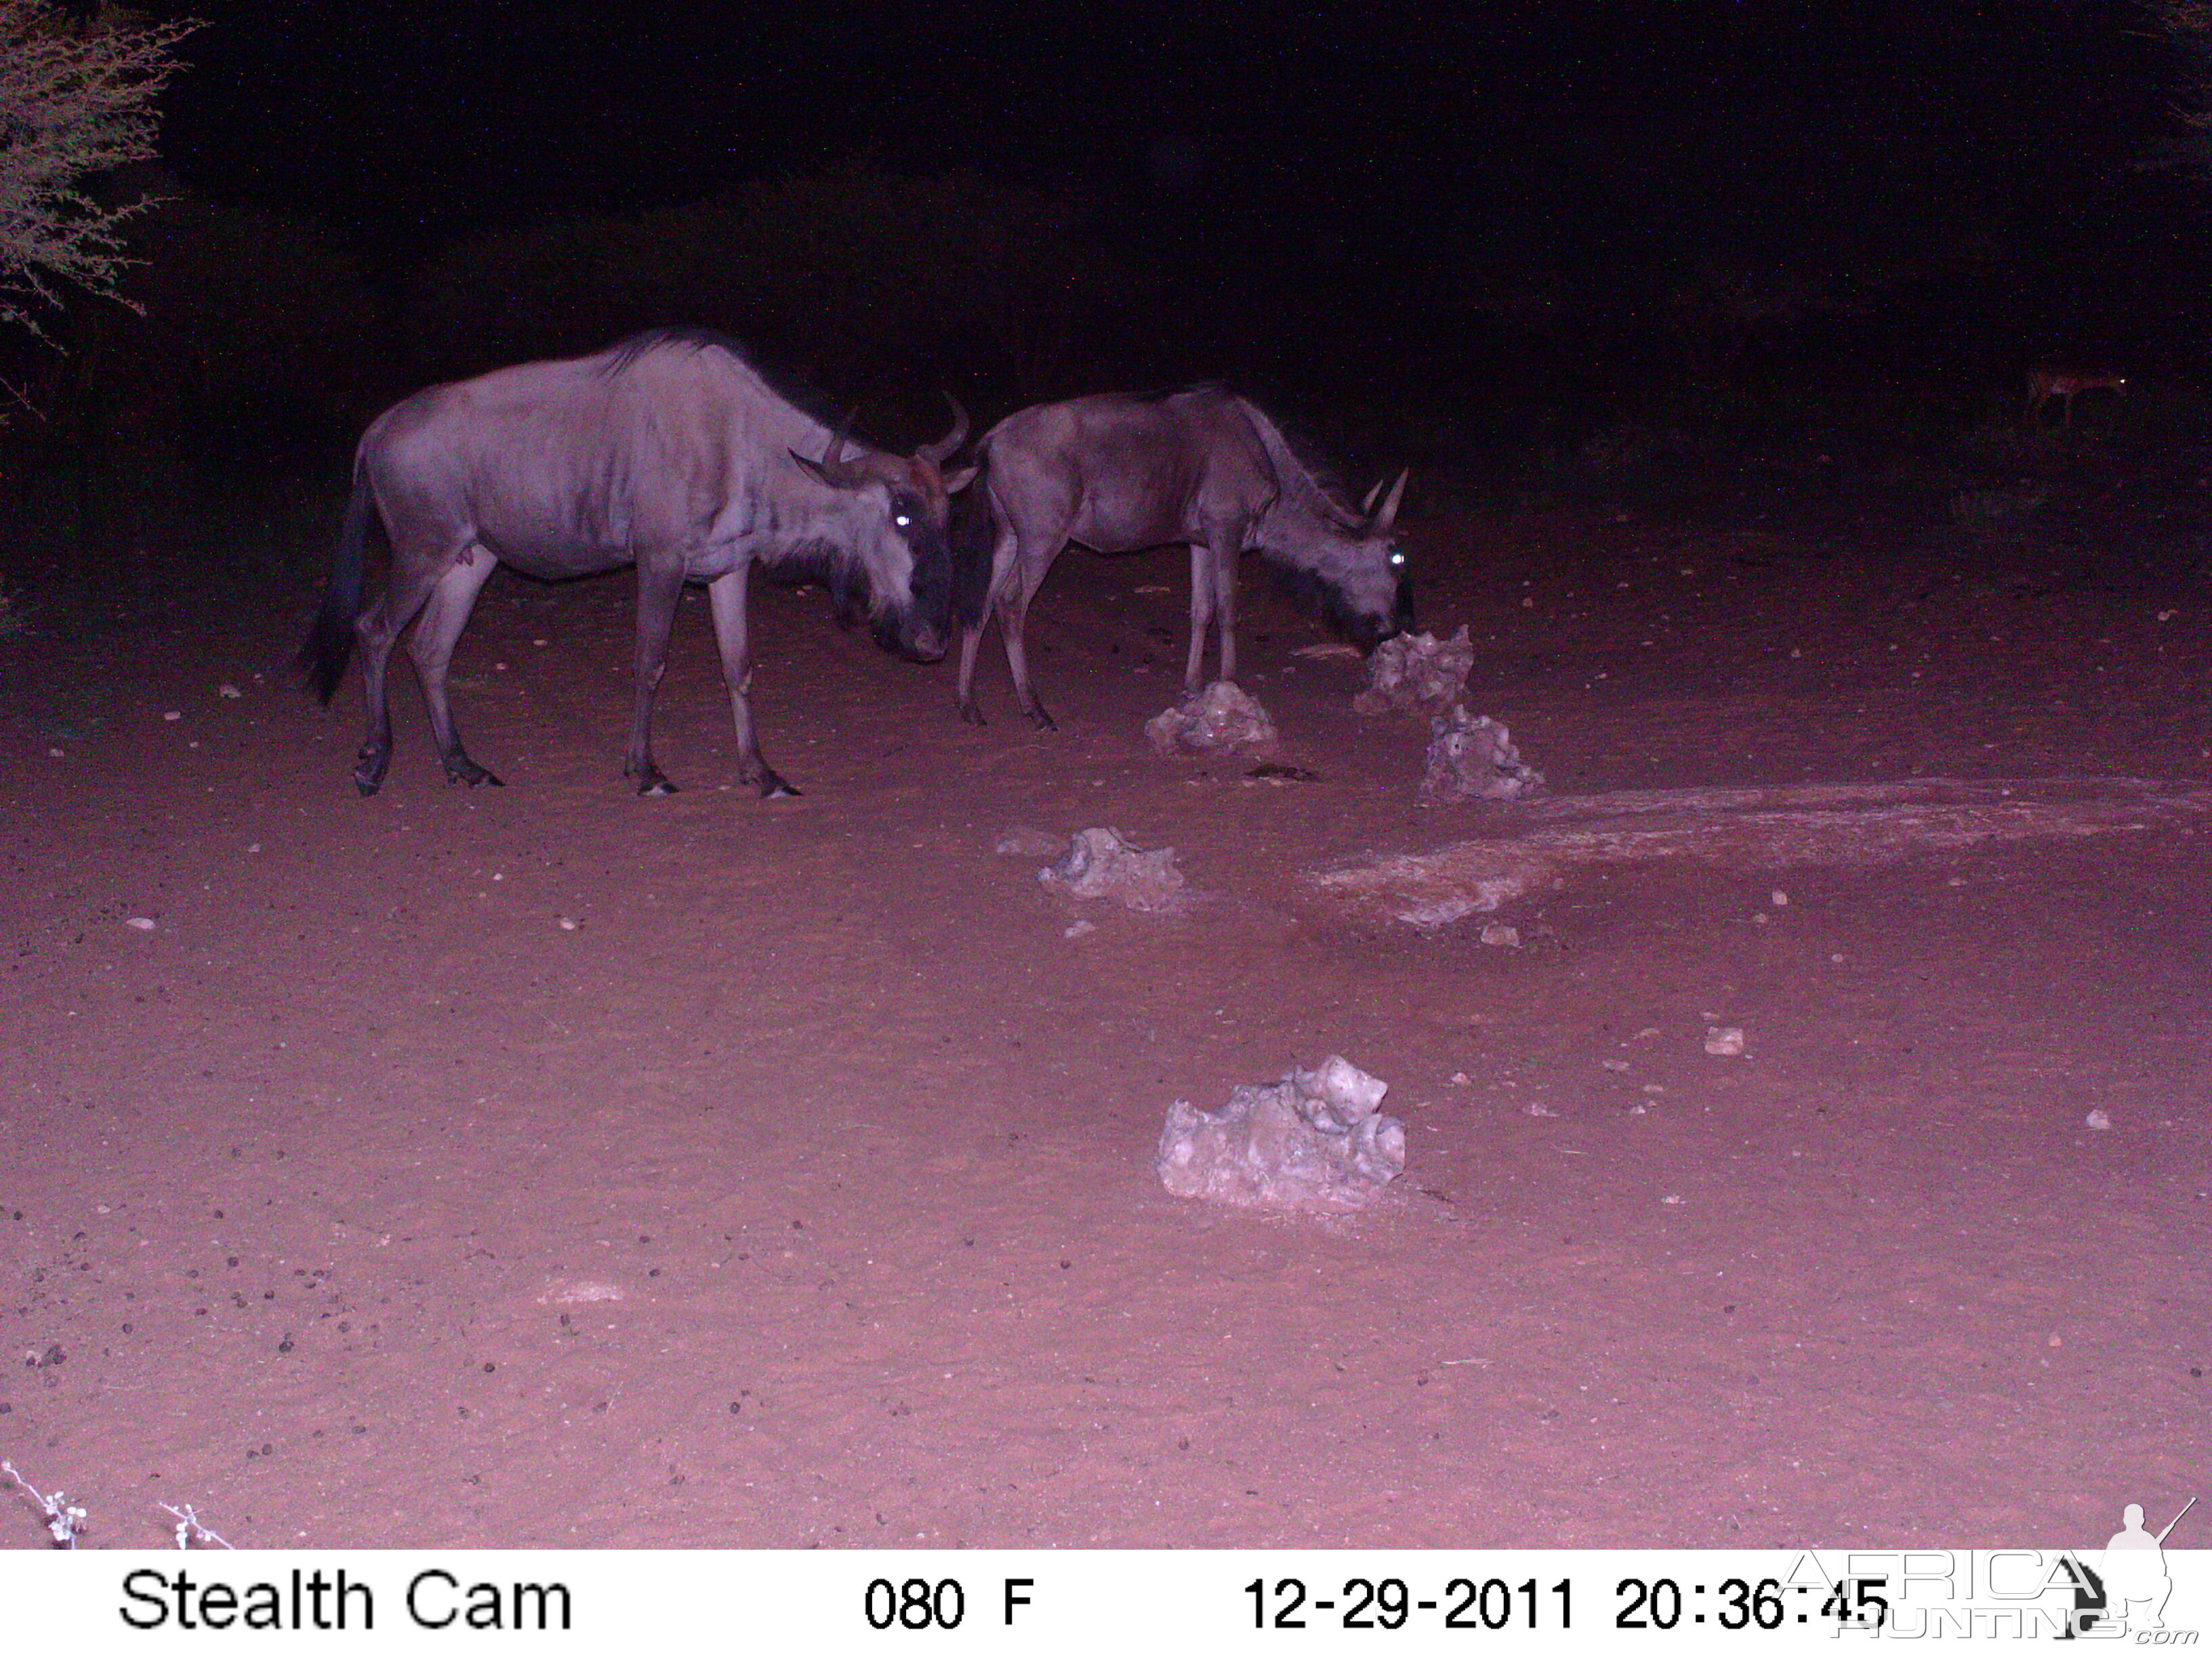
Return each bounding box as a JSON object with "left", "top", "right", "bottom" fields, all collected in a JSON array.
[
  {"left": 1353, "top": 626, "right": 1476, "bottom": 715},
  {"left": 123, "top": 916, "right": 156, "bottom": 932},
  {"left": 1420, "top": 707, "right": 1545, "bottom": 803},
  {"left": 1144, "top": 680, "right": 1277, "bottom": 755},
  {"left": 1704, "top": 1025, "right": 1746, "bottom": 1057},
  {"left": 1039, "top": 827, "right": 1185, "bottom": 913},
  {"left": 1158, "top": 1054, "right": 1406, "bottom": 1212}
]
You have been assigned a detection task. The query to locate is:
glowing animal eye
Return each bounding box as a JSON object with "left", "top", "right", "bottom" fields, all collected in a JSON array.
[
  {"left": 1389, "top": 550, "right": 1406, "bottom": 567},
  {"left": 894, "top": 514, "right": 912, "bottom": 528}
]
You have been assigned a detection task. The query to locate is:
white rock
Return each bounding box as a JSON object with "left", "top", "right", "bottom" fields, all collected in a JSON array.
[
  {"left": 1354, "top": 627, "right": 1475, "bottom": 715},
  {"left": 1704, "top": 1025, "right": 1746, "bottom": 1057},
  {"left": 125, "top": 917, "right": 155, "bottom": 931},
  {"left": 1420, "top": 708, "right": 1544, "bottom": 803},
  {"left": 1145, "top": 681, "right": 1276, "bottom": 755},
  {"left": 1157, "top": 1055, "right": 1405, "bottom": 1212},
  {"left": 2085, "top": 1109, "right": 2112, "bottom": 1130},
  {"left": 1040, "top": 827, "right": 1185, "bottom": 914}
]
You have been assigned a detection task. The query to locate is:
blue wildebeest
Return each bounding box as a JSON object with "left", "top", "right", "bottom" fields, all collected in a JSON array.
[
  {"left": 951, "top": 388, "right": 1413, "bottom": 728},
  {"left": 296, "top": 328, "right": 974, "bottom": 798}
]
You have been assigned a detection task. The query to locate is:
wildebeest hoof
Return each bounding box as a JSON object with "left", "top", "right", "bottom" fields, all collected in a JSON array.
[
  {"left": 1024, "top": 704, "right": 1059, "bottom": 732},
  {"left": 958, "top": 702, "right": 989, "bottom": 728},
  {"left": 757, "top": 772, "right": 801, "bottom": 800},
  {"left": 444, "top": 758, "right": 504, "bottom": 787},
  {"left": 353, "top": 774, "right": 382, "bottom": 798},
  {"left": 638, "top": 777, "right": 679, "bottom": 798}
]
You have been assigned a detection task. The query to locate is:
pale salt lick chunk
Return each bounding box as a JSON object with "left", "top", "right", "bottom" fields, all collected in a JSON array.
[{"left": 1158, "top": 1056, "right": 1406, "bottom": 1213}]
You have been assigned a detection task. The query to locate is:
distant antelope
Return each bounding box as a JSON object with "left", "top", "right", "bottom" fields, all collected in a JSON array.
[{"left": 2025, "top": 368, "right": 2127, "bottom": 430}]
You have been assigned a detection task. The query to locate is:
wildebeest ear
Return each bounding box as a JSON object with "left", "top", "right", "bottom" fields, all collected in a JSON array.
[
  {"left": 942, "top": 465, "right": 979, "bottom": 494},
  {"left": 790, "top": 446, "right": 874, "bottom": 490}
]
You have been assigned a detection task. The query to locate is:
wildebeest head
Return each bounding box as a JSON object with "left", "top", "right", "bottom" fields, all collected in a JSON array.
[
  {"left": 1268, "top": 466, "right": 1414, "bottom": 651},
  {"left": 790, "top": 397, "right": 977, "bottom": 661}
]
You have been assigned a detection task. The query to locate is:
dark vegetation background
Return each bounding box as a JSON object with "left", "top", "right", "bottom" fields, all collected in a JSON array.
[{"left": 6, "top": 1, "right": 2212, "bottom": 615}]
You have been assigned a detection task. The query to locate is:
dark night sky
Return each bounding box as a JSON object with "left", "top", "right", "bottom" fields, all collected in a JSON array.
[{"left": 147, "top": 1, "right": 2196, "bottom": 288}]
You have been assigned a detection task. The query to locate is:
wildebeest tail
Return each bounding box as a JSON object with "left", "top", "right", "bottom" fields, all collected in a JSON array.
[
  {"left": 950, "top": 449, "right": 998, "bottom": 628},
  {"left": 294, "top": 463, "right": 378, "bottom": 705}
]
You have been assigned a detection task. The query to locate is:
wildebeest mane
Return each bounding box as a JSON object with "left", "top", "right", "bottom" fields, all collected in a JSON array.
[
  {"left": 1233, "top": 396, "right": 1363, "bottom": 525},
  {"left": 597, "top": 327, "right": 857, "bottom": 443},
  {"left": 1121, "top": 380, "right": 1231, "bottom": 405}
]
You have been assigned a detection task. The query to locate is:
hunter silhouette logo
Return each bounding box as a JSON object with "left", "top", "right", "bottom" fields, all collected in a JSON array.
[
  {"left": 2064, "top": 1496, "right": 2196, "bottom": 1639},
  {"left": 2100, "top": 1497, "right": 2194, "bottom": 1634}
]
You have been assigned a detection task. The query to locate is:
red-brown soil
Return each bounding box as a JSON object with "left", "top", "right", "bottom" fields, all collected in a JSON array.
[{"left": 3, "top": 493, "right": 2206, "bottom": 1549}]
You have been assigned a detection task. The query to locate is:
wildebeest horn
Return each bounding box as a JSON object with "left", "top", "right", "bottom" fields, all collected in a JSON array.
[
  {"left": 792, "top": 410, "right": 872, "bottom": 489},
  {"left": 915, "top": 392, "right": 969, "bottom": 467},
  {"left": 1368, "top": 468, "right": 1409, "bottom": 534},
  {"left": 1360, "top": 477, "right": 1387, "bottom": 515}
]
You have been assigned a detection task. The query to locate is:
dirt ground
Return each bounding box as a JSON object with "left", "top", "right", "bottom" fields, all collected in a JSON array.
[{"left": 3, "top": 477, "right": 2207, "bottom": 1550}]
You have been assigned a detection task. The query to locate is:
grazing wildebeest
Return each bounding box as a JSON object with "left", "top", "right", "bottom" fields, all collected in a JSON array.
[
  {"left": 951, "top": 388, "right": 1413, "bottom": 729},
  {"left": 296, "top": 327, "right": 974, "bottom": 798}
]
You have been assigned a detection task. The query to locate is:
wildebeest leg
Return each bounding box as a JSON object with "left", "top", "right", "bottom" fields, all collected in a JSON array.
[
  {"left": 955, "top": 618, "right": 989, "bottom": 726},
  {"left": 957, "top": 520, "right": 1023, "bottom": 727},
  {"left": 999, "top": 577, "right": 1055, "bottom": 731},
  {"left": 1208, "top": 531, "right": 1242, "bottom": 685},
  {"left": 407, "top": 549, "right": 503, "bottom": 787},
  {"left": 350, "top": 549, "right": 447, "bottom": 796},
  {"left": 1183, "top": 544, "right": 1216, "bottom": 697},
  {"left": 623, "top": 558, "right": 688, "bottom": 797},
  {"left": 705, "top": 565, "right": 798, "bottom": 798}
]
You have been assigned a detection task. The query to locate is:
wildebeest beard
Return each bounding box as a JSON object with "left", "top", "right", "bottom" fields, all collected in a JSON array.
[
  {"left": 1265, "top": 558, "right": 1414, "bottom": 651},
  {"left": 773, "top": 530, "right": 953, "bottom": 662}
]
